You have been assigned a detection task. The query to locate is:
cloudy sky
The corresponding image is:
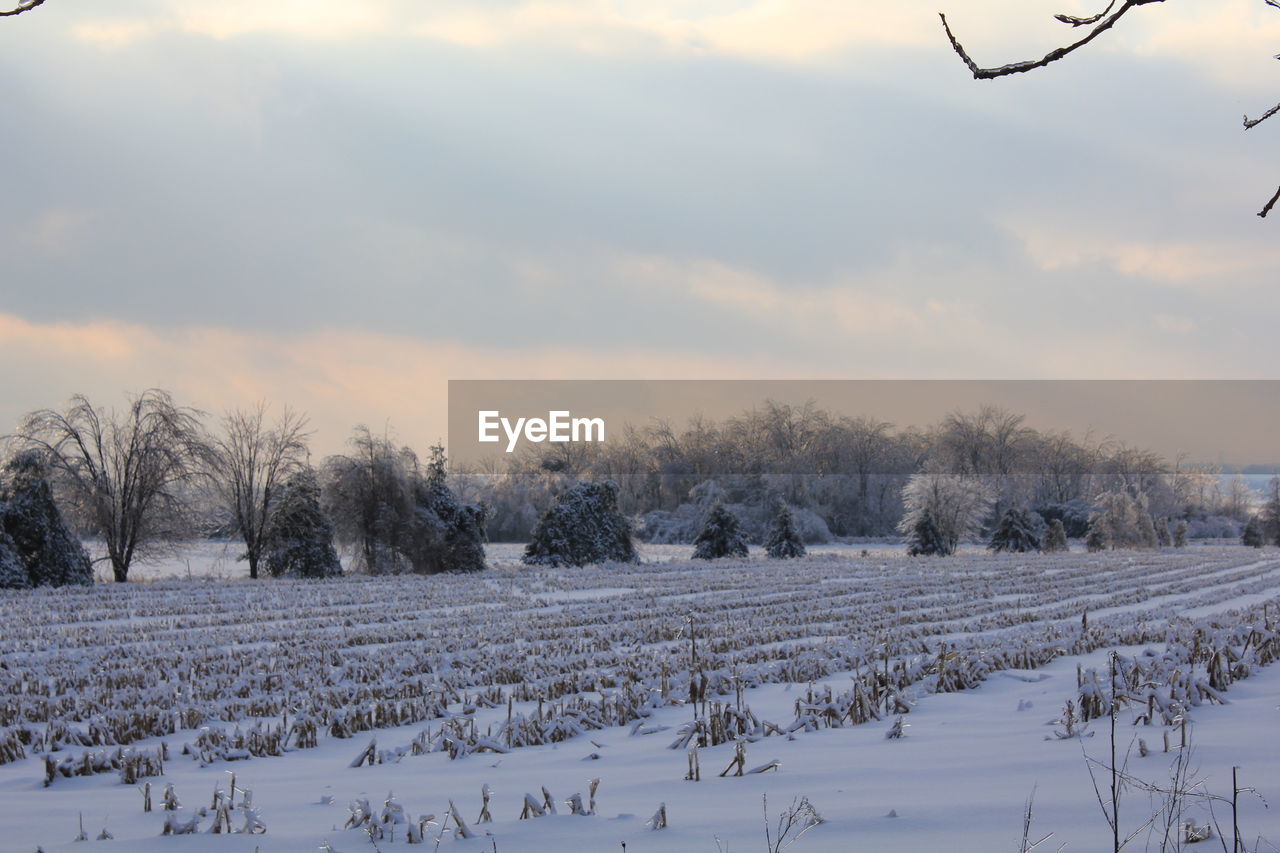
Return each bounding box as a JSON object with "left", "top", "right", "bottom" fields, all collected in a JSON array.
[{"left": 1, "top": 0, "right": 1277, "bottom": 455}]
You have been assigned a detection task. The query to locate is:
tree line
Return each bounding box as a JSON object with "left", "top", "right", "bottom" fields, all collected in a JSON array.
[
  {"left": 2, "top": 390, "right": 485, "bottom": 584},
  {"left": 461, "top": 401, "right": 1257, "bottom": 544},
  {"left": 0, "top": 391, "right": 1272, "bottom": 586}
]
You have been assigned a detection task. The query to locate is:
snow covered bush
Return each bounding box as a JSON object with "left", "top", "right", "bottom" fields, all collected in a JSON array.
[
  {"left": 1043, "top": 518, "right": 1069, "bottom": 553},
  {"left": 764, "top": 502, "right": 806, "bottom": 559},
  {"left": 897, "top": 472, "right": 992, "bottom": 557},
  {"left": 0, "top": 451, "right": 91, "bottom": 587},
  {"left": 987, "top": 508, "right": 1042, "bottom": 553},
  {"left": 262, "top": 468, "right": 343, "bottom": 579},
  {"left": 523, "top": 481, "right": 636, "bottom": 567},
  {"left": 692, "top": 503, "right": 749, "bottom": 560},
  {"left": 1088, "top": 490, "right": 1158, "bottom": 551}
]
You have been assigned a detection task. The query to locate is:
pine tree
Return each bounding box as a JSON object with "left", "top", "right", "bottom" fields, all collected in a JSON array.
[
  {"left": 1243, "top": 514, "right": 1266, "bottom": 548},
  {"left": 1043, "top": 518, "right": 1069, "bottom": 553},
  {"left": 0, "top": 526, "right": 29, "bottom": 589},
  {"left": 1173, "top": 520, "right": 1188, "bottom": 548},
  {"left": 262, "top": 468, "right": 343, "bottom": 579},
  {"left": 987, "top": 508, "right": 1042, "bottom": 553},
  {"left": 0, "top": 451, "right": 92, "bottom": 587},
  {"left": 409, "top": 446, "right": 487, "bottom": 574},
  {"left": 524, "top": 481, "right": 637, "bottom": 567},
  {"left": 906, "top": 509, "right": 948, "bottom": 556},
  {"left": 764, "top": 502, "right": 807, "bottom": 559},
  {"left": 692, "top": 503, "right": 749, "bottom": 560}
]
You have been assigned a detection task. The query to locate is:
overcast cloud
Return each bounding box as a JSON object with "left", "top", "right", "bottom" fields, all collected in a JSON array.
[{"left": 0, "top": 0, "right": 1277, "bottom": 454}]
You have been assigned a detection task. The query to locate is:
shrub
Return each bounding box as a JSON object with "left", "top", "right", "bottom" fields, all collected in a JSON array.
[
  {"left": 692, "top": 504, "right": 749, "bottom": 560},
  {"left": 0, "top": 451, "right": 92, "bottom": 587},
  {"left": 764, "top": 503, "right": 807, "bottom": 559},
  {"left": 524, "top": 482, "right": 636, "bottom": 567}
]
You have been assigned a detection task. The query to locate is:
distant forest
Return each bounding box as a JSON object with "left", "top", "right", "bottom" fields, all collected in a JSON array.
[{"left": 453, "top": 401, "right": 1262, "bottom": 543}]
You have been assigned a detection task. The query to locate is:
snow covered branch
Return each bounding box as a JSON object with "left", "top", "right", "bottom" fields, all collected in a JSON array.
[
  {"left": 0, "top": 0, "right": 47, "bottom": 17},
  {"left": 938, "top": 1, "right": 1164, "bottom": 80}
]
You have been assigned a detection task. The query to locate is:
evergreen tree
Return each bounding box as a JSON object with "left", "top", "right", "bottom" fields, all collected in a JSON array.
[
  {"left": 1173, "top": 520, "right": 1188, "bottom": 548},
  {"left": 897, "top": 472, "right": 992, "bottom": 557},
  {"left": 987, "top": 508, "right": 1042, "bottom": 553},
  {"left": 764, "top": 502, "right": 807, "bottom": 559},
  {"left": 692, "top": 503, "right": 749, "bottom": 560},
  {"left": 262, "top": 468, "right": 343, "bottom": 579},
  {"left": 1155, "top": 517, "right": 1172, "bottom": 547},
  {"left": 524, "top": 481, "right": 636, "bottom": 567},
  {"left": 0, "top": 451, "right": 92, "bottom": 587},
  {"left": 1043, "top": 518, "right": 1069, "bottom": 553},
  {"left": 906, "top": 509, "right": 948, "bottom": 556},
  {"left": 1243, "top": 514, "right": 1266, "bottom": 548},
  {"left": 0, "top": 526, "right": 29, "bottom": 589},
  {"left": 411, "top": 446, "right": 487, "bottom": 574}
]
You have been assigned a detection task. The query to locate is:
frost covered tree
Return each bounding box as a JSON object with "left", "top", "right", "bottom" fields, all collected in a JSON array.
[
  {"left": 987, "top": 508, "right": 1042, "bottom": 553},
  {"left": 523, "top": 481, "right": 636, "bottom": 567},
  {"left": 322, "top": 431, "right": 485, "bottom": 574},
  {"left": 1088, "top": 490, "right": 1158, "bottom": 551},
  {"left": 692, "top": 503, "right": 749, "bottom": 560},
  {"left": 1173, "top": 519, "right": 1188, "bottom": 548},
  {"left": 409, "top": 446, "right": 487, "bottom": 574},
  {"left": 0, "top": 451, "right": 92, "bottom": 586},
  {"left": 209, "top": 404, "right": 311, "bottom": 580},
  {"left": 1155, "top": 517, "right": 1172, "bottom": 548},
  {"left": 13, "top": 390, "right": 208, "bottom": 582},
  {"left": 764, "top": 502, "right": 807, "bottom": 559},
  {"left": 261, "top": 468, "right": 342, "bottom": 579},
  {"left": 1243, "top": 514, "right": 1266, "bottom": 548},
  {"left": 1043, "top": 518, "right": 1069, "bottom": 553},
  {"left": 897, "top": 472, "right": 992, "bottom": 557},
  {"left": 0, "top": 527, "right": 27, "bottom": 589},
  {"left": 1085, "top": 521, "right": 1108, "bottom": 553},
  {"left": 322, "top": 426, "right": 415, "bottom": 573}
]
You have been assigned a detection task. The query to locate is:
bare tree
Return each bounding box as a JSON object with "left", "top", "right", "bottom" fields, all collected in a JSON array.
[
  {"left": 11, "top": 389, "right": 209, "bottom": 582},
  {"left": 209, "top": 403, "right": 311, "bottom": 580},
  {"left": 940, "top": 0, "right": 1280, "bottom": 217}
]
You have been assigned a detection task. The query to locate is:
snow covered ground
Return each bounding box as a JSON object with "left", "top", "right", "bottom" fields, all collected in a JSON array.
[{"left": 4, "top": 546, "right": 1280, "bottom": 852}]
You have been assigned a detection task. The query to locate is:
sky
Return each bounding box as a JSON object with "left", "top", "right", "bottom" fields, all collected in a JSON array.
[{"left": 1, "top": 0, "right": 1278, "bottom": 457}]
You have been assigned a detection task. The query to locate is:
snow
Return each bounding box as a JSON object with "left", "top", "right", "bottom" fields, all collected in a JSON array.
[{"left": 3, "top": 545, "right": 1280, "bottom": 851}]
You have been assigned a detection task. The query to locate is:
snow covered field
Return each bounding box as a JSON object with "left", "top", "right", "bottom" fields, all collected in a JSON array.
[{"left": 4, "top": 546, "right": 1280, "bottom": 852}]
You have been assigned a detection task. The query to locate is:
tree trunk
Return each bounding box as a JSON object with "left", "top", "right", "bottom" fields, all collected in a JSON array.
[{"left": 111, "top": 556, "right": 128, "bottom": 583}]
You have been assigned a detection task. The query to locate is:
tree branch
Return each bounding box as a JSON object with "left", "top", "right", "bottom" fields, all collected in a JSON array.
[
  {"left": 1244, "top": 101, "right": 1280, "bottom": 130},
  {"left": 939, "top": 1, "right": 1164, "bottom": 79},
  {"left": 1259, "top": 185, "right": 1280, "bottom": 218},
  {"left": 0, "top": 0, "right": 47, "bottom": 17}
]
